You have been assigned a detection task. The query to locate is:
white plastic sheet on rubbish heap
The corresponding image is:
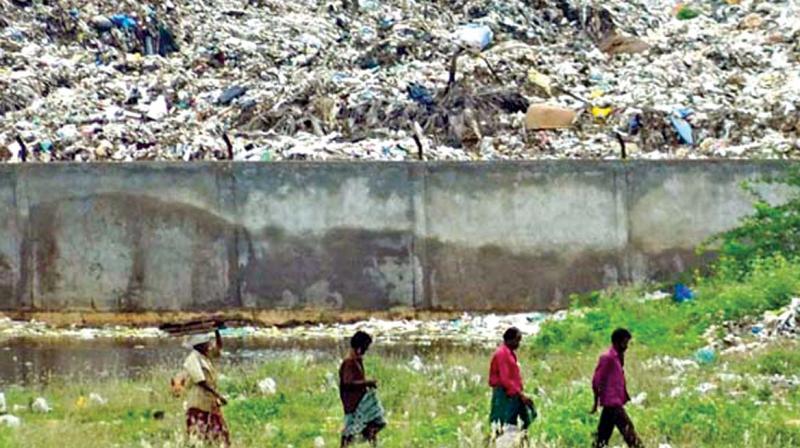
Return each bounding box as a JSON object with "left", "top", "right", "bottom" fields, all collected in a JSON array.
[{"left": 0, "top": 0, "right": 798, "bottom": 162}]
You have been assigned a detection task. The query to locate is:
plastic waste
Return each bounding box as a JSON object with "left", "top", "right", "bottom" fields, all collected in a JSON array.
[
  {"left": 218, "top": 86, "right": 247, "bottom": 106},
  {"left": 526, "top": 104, "right": 577, "bottom": 130},
  {"left": 89, "top": 393, "right": 108, "bottom": 405},
  {"left": 31, "top": 397, "right": 52, "bottom": 413},
  {"left": 91, "top": 15, "right": 114, "bottom": 32},
  {"left": 527, "top": 69, "right": 553, "bottom": 97},
  {"left": 56, "top": 125, "right": 79, "bottom": 143},
  {"left": 495, "top": 425, "right": 524, "bottom": 448},
  {"left": 110, "top": 14, "right": 137, "bottom": 30},
  {"left": 0, "top": 0, "right": 798, "bottom": 162},
  {"left": 147, "top": 96, "right": 169, "bottom": 121},
  {"left": 670, "top": 116, "right": 693, "bottom": 145},
  {"left": 630, "top": 392, "right": 647, "bottom": 406},
  {"left": 407, "top": 83, "right": 434, "bottom": 107},
  {"left": 454, "top": 24, "right": 493, "bottom": 50},
  {"left": 313, "top": 436, "right": 325, "bottom": 448},
  {"left": 673, "top": 283, "right": 695, "bottom": 303},
  {"left": 258, "top": 377, "right": 277, "bottom": 395},
  {"left": 694, "top": 347, "right": 716, "bottom": 365},
  {"left": 676, "top": 5, "right": 700, "bottom": 21},
  {"left": 0, "top": 392, "right": 6, "bottom": 414},
  {"left": 409, "top": 355, "right": 425, "bottom": 372},
  {"left": 592, "top": 106, "right": 613, "bottom": 120},
  {"left": 695, "top": 382, "right": 717, "bottom": 394},
  {"left": 0, "top": 415, "right": 20, "bottom": 428}
]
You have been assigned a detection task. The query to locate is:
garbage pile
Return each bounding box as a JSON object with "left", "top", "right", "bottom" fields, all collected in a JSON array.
[
  {"left": 1, "top": 0, "right": 799, "bottom": 162},
  {"left": 704, "top": 297, "right": 800, "bottom": 355},
  {"left": 237, "top": 311, "right": 555, "bottom": 346},
  {"left": 0, "top": 311, "right": 554, "bottom": 345},
  {"left": 0, "top": 316, "right": 165, "bottom": 340}
]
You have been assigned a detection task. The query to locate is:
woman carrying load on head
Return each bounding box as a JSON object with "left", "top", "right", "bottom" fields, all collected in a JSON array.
[{"left": 182, "top": 326, "right": 230, "bottom": 447}]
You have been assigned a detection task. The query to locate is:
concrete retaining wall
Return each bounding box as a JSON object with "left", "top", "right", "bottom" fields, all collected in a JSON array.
[{"left": 0, "top": 161, "right": 790, "bottom": 312}]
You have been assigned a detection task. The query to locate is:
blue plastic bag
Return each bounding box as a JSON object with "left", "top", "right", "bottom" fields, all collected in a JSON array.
[
  {"left": 673, "top": 283, "right": 694, "bottom": 303},
  {"left": 670, "top": 108, "right": 695, "bottom": 145},
  {"left": 111, "top": 14, "right": 137, "bottom": 30},
  {"left": 695, "top": 347, "right": 716, "bottom": 365},
  {"left": 407, "top": 83, "right": 434, "bottom": 107}
]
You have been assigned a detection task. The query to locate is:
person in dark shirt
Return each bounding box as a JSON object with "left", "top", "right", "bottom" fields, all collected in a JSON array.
[{"left": 339, "top": 331, "right": 386, "bottom": 447}]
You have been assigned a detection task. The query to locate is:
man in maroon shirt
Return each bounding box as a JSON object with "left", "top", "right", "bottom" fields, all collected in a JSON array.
[
  {"left": 591, "top": 328, "right": 642, "bottom": 447},
  {"left": 489, "top": 327, "right": 536, "bottom": 432}
]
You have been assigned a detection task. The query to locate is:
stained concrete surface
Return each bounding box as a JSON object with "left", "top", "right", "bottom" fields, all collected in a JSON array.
[{"left": 0, "top": 161, "right": 792, "bottom": 312}]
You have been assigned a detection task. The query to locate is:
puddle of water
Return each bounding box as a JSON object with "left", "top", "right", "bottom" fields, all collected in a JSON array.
[{"left": 0, "top": 338, "right": 490, "bottom": 386}]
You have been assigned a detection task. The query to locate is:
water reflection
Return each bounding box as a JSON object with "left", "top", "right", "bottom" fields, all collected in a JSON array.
[{"left": 0, "top": 338, "right": 489, "bottom": 386}]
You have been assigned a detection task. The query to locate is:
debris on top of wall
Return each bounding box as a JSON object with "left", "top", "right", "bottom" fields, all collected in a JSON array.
[{"left": 0, "top": 1, "right": 798, "bottom": 162}]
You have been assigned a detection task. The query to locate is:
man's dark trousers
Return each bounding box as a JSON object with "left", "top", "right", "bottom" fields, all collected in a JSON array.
[{"left": 594, "top": 406, "right": 642, "bottom": 448}]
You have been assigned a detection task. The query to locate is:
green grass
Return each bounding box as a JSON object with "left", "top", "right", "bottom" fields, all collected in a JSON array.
[
  {"left": 533, "top": 255, "right": 800, "bottom": 358},
  {"left": 1, "top": 341, "right": 799, "bottom": 447},
  {"left": 3, "top": 255, "right": 800, "bottom": 446}
]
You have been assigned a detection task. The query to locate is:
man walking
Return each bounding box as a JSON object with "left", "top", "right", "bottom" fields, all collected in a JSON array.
[
  {"left": 489, "top": 327, "right": 536, "bottom": 433},
  {"left": 591, "top": 328, "right": 642, "bottom": 448}
]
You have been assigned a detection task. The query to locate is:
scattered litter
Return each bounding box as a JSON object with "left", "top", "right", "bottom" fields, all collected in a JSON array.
[
  {"left": 89, "top": 393, "right": 108, "bottom": 406},
  {"left": 409, "top": 355, "right": 425, "bottom": 372},
  {"left": 630, "top": 392, "right": 647, "bottom": 407},
  {"left": 525, "top": 104, "right": 577, "bottom": 130},
  {"left": 455, "top": 24, "right": 493, "bottom": 51},
  {"left": 527, "top": 69, "right": 553, "bottom": 97},
  {"left": 494, "top": 425, "right": 525, "bottom": 448},
  {"left": 673, "top": 284, "right": 695, "bottom": 303},
  {"left": 146, "top": 96, "right": 169, "bottom": 121},
  {"left": 257, "top": 377, "right": 277, "bottom": 395},
  {"left": 217, "top": 86, "right": 247, "bottom": 107},
  {"left": 313, "top": 436, "right": 325, "bottom": 448},
  {"left": 0, "top": 415, "right": 21, "bottom": 428},
  {"left": 676, "top": 5, "right": 701, "bottom": 21},
  {"left": 695, "top": 347, "right": 716, "bottom": 365},
  {"left": 640, "top": 290, "right": 670, "bottom": 302},
  {"left": 711, "top": 297, "right": 800, "bottom": 354},
  {"left": 695, "top": 382, "right": 717, "bottom": 395},
  {"left": 669, "top": 386, "right": 684, "bottom": 398},
  {"left": 0, "top": 392, "right": 5, "bottom": 414},
  {"left": 0, "top": 312, "right": 554, "bottom": 347},
  {"left": 31, "top": 397, "right": 51, "bottom": 413},
  {"left": 591, "top": 106, "right": 613, "bottom": 121}
]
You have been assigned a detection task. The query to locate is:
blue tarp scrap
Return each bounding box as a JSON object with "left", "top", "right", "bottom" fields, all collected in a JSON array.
[
  {"left": 670, "top": 108, "right": 695, "bottom": 145},
  {"left": 673, "top": 283, "right": 695, "bottom": 303},
  {"left": 407, "top": 83, "right": 434, "bottom": 107},
  {"left": 110, "top": 14, "right": 137, "bottom": 30}
]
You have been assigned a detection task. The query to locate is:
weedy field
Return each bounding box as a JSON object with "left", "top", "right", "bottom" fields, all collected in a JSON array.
[{"left": 3, "top": 169, "right": 800, "bottom": 448}]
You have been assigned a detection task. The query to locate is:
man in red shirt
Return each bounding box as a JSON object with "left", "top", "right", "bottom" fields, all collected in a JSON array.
[
  {"left": 489, "top": 327, "right": 536, "bottom": 432},
  {"left": 591, "top": 328, "right": 642, "bottom": 447}
]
